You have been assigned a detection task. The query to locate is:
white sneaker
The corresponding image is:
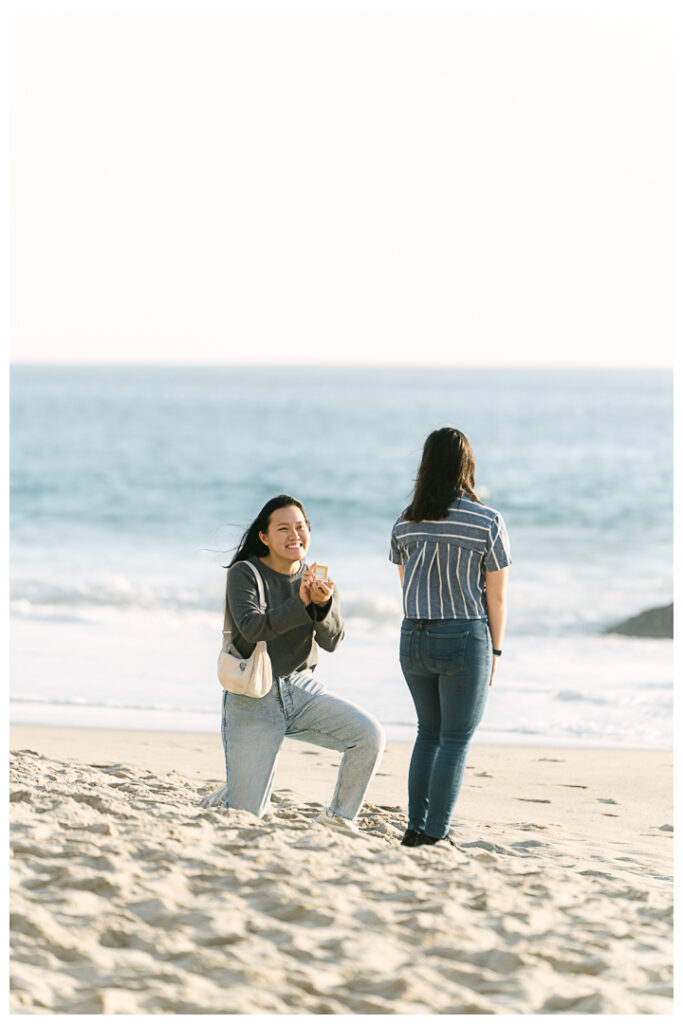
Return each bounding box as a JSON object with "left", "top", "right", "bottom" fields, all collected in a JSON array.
[
  {"left": 199, "top": 784, "right": 227, "bottom": 809},
  {"left": 316, "top": 807, "right": 360, "bottom": 834}
]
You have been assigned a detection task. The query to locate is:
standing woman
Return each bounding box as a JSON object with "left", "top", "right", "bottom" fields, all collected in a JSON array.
[
  {"left": 221, "top": 494, "right": 385, "bottom": 832},
  {"left": 390, "top": 428, "right": 510, "bottom": 847}
]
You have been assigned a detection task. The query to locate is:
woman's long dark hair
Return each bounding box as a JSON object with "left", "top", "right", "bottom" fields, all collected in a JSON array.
[
  {"left": 404, "top": 427, "right": 480, "bottom": 522},
  {"left": 228, "top": 494, "right": 310, "bottom": 567}
]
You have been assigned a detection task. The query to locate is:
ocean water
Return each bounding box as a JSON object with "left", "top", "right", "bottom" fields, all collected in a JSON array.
[{"left": 10, "top": 365, "right": 673, "bottom": 748}]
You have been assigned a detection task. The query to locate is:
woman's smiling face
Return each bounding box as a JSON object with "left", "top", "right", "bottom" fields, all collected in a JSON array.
[{"left": 259, "top": 505, "right": 310, "bottom": 568}]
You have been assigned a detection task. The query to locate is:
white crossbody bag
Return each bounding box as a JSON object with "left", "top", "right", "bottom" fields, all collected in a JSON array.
[{"left": 217, "top": 561, "right": 273, "bottom": 698}]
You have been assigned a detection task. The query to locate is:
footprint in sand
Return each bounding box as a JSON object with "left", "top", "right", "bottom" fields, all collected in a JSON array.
[
  {"left": 537, "top": 757, "right": 564, "bottom": 762},
  {"left": 516, "top": 798, "right": 551, "bottom": 804},
  {"left": 461, "top": 840, "right": 507, "bottom": 854},
  {"left": 598, "top": 798, "right": 619, "bottom": 805},
  {"left": 10, "top": 790, "right": 33, "bottom": 804},
  {"left": 95, "top": 765, "right": 138, "bottom": 778}
]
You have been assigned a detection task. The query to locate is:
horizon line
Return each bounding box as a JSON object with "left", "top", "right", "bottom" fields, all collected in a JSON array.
[{"left": 8, "top": 361, "right": 673, "bottom": 371}]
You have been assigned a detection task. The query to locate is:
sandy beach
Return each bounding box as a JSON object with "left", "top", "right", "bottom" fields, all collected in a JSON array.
[{"left": 10, "top": 725, "right": 673, "bottom": 1014}]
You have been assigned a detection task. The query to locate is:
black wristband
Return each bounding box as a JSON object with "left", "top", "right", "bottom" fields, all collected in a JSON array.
[{"left": 492, "top": 648, "right": 502, "bottom": 657}]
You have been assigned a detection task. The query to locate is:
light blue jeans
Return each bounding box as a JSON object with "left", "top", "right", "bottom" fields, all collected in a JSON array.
[{"left": 221, "top": 669, "right": 386, "bottom": 819}]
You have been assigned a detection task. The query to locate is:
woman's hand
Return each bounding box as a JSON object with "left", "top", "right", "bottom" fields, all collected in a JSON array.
[
  {"left": 489, "top": 655, "right": 499, "bottom": 687},
  {"left": 310, "top": 579, "right": 335, "bottom": 606},
  {"left": 299, "top": 567, "right": 315, "bottom": 606},
  {"left": 300, "top": 563, "right": 335, "bottom": 607}
]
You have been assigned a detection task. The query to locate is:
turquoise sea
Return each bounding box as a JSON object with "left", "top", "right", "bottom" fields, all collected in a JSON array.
[{"left": 10, "top": 366, "right": 673, "bottom": 747}]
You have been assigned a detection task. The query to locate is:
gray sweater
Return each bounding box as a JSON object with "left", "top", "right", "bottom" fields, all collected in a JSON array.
[{"left": 224, "top": 555, "right": 344, "bottom": 678}]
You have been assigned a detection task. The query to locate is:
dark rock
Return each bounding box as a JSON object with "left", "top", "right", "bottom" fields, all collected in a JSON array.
[{"left": 605, "top": 603, "right": 673, "bottom": 639}]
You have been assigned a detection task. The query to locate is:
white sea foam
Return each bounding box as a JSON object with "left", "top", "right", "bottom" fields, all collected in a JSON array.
[{"left": 9, "top": 605, "right": 673, "bottom": 748}]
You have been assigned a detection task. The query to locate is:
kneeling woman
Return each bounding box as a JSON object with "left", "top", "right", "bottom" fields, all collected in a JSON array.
[{"left": 221, "top": 494, "right": 385, "bottom": 831}]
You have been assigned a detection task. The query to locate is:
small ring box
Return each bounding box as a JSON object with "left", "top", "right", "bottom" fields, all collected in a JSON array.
[{"left": 314, "top": 564, "right": 328, "bottom": 582}]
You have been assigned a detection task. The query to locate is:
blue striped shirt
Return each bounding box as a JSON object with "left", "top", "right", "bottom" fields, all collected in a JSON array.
[{"left": 390, "top": 496, "right": 511, "bottom": 620}]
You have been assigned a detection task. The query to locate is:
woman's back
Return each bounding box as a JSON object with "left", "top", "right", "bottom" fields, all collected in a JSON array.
[
  {"left": 392, "top": 427, "right": 510, "bottom": 848},
  {"left": 390, "top": 496, "right": 510, "bottom": 620}
]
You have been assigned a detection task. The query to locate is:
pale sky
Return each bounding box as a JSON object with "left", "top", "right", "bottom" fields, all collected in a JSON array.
[{"left": 9, "top": 0, "right": 674, "bottom": 367}]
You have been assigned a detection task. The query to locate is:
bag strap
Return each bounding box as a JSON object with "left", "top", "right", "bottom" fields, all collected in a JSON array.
[
  {"left": 222, "top": 560, "right": 267, "bottom": 637},
  {"left": 244, "top": 560, "right": 267, "bottom": 612}
]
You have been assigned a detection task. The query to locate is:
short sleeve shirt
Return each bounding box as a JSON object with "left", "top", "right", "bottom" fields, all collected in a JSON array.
[{"left": 390, "top": 496, "right": 511, "bottom": 620}]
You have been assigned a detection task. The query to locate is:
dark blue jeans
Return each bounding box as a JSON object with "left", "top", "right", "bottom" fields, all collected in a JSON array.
[{"left": 399, "top": 617, "right": 492, "bottom": 839}]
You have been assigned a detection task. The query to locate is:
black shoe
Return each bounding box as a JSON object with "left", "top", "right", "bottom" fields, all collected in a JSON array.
[
  {"left": 400, "top": 828, "right": 424, "bottom": 847},
  {"left": 415, "top": 832, "right": 456, "bottom": 848}
]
